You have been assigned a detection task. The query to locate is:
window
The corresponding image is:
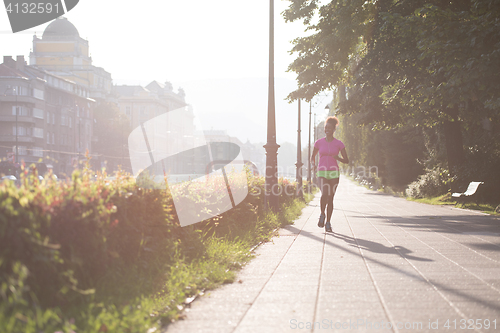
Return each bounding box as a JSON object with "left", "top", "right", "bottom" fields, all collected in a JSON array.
[
  {"left": 51, "top": 133, "right": 55, "bottom": 144},
  {"left": 12, "top": 86, "right": 28, "bottom": 96},
  {"left": 52, "top": 113, "right": 55, "bottom": 124},
  {"left": 13, "top": 126, "right": 27, "bottom": 136},
  {"left": 47, "top": 111, "right": 50, "bottom": 123},
  {"left": 33, "top": 108, "right": 44, "bottom": 119},
  {"left": 69, "top": 117, "right": 72, "bottom": 128},
  {"left": 140, "top": 107, "right": 147, "bottom": 115},
  {"left": 60, "top": 134, "right": 69, "bottom": 146},
  {"left": 15, "top": 146, "right": 27, "bottom": 155},
  {"left": 12, "top": 106, "right": 28, "bottom": 116},
  {"left": 32, "top": 147, "right": 43, "bottom": 157},
  {"left": 61, "top": 115, "right": 67, "bottom": 126},
  {"left": 125, "top": 106, "right": 131, "bottom": 116},
  {"left": 33, "top": 128, "right": 44, "bottom": 138},
  {"left": 33, "top": 89, "right": 44, "bottom": 100},
  {"left": 47, "top": 132, "right": 50, "bottom": 144}
]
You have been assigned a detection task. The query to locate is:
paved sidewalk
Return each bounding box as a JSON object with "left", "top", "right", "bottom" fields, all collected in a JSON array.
[{"left": 164, "top": 179, "right": 500, "bottom": 333}]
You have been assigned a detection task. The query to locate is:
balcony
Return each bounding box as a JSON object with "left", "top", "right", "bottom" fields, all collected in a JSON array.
[
  {"left": 0, "top": 115, "right": 37, "bottom": 124},
  {"left": 0, "top": 135, "right": 35, "bottom": 143},
  {"left": 0, "top": 95, "right": 37, "bottom": 103}
]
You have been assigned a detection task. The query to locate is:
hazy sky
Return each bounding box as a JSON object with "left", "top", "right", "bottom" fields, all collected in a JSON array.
[{"left": 0, "top": 0, "right": 332, "bottom": 144}]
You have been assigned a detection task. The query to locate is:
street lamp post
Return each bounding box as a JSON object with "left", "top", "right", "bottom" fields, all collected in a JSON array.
[
  {"left": 296, "top": 100, "right": 303, "bottom": 199},
  {"left": 14, "top": 90, "right": 18, "bottom": 165},
  {"left": 264, "top": 0, "right": 280, "bottom": 211},
  {"left": 313, "top": 113, "right": 317, "bottom": 185},
  {"left": 307, "top": 100, "right": 312, "bottom": 184}
]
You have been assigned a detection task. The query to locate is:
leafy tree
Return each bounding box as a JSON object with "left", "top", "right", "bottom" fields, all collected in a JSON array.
[
  {"left": 284, "top": 0, "right": 500, "bottom": 191},
  {"left": 283, "top": 0, "right": 377, "bottom": 101}
]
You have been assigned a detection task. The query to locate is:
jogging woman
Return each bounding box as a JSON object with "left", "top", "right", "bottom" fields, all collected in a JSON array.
[{"left": 310, "top": 116, "right": 349, "bottom": 232}]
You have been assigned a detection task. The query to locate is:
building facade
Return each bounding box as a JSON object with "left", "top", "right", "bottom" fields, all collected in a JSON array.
[
  {"left": 29, "top": 17, "right": 112, "bottom": 102},
  {"left": 1, "top": 17, "right": 206, "bottom": 178},
  {"left": 115, "top": 81, "right": 187, "bottom": 130},
  {"left": 114, "top": 81, "right": 198, "bottom": 176},
  {"left": 0, "top": 55, "right": 94, "bottom": 175}
]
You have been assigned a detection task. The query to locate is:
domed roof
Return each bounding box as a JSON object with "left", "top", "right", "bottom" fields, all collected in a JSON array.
[{"left": 42, "top": 17, "right": 79, "bottom": 39}]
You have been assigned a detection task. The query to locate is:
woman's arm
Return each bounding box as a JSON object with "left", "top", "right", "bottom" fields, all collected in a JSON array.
[
  {"left": 335, "top": 148, "right": 349, "bottom": 164},
  {"left": 311, "top": 147, "right": 319, "bottom": 166}
]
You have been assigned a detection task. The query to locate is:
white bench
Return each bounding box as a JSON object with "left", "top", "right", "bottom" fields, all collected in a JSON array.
[{"left": 452, "top": 181, "right": 484, "bottom": 203}]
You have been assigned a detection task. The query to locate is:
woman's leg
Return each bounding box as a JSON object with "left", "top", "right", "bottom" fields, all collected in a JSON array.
[
  {"left": 317, "top": 177, "right": 329, "bottom": 227},
  {"left": 319, "top": 177, "right": 330, "bottom": 215},
  {"left": 325, "top": 178, "right": 339, "bottom": 223}
]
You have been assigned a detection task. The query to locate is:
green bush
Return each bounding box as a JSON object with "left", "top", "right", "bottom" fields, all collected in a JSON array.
[
  {"left": 0, "top": 162, "right": 301, "bottom": 332},
  {"left": 405, "top": 167, "right": 452, "bottom": 199}
]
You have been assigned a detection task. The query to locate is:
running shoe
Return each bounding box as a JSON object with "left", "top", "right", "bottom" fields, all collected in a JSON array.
[
  {"left": 325, "top": 222, "right": 332, "bottom": 232},
  {"left": 318, "top": 213, "right": 325, "bottom": 228}
]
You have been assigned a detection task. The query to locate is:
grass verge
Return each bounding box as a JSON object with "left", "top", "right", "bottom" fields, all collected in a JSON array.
[
  {"left": 154, "top": 193, "right": 314, "bottom": 327},
  {"left": 407, "top": 193, "right": 498, "bottom": 215},
  {"left": 347, "top": 174, "right": 498, "bottom": 215},
  {"left": 2, "top": 198, "right": 313, "bottom": 333},
  {"left": 73, "top": 194, "right": 313, "bottom": 332}
]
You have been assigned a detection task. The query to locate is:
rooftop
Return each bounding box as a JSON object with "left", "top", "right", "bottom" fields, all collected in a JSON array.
[{"left": 42, "top": 17, "right": 80, "bottom": 40}]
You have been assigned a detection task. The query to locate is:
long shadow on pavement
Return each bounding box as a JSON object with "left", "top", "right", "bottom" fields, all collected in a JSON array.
[
  {"left": 347, "top": 214, "right": 500, "bottom": 242},
  {"left": 332, "top": 232, "right": 433, "bottom": 261},
  {"left": 282, "top": 224, "right": 500, "bottom": 311}
]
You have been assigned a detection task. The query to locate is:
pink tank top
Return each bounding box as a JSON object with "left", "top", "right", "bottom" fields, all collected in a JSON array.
[{"left": 314, "top": 137, "right": 345, "bottom": 171}]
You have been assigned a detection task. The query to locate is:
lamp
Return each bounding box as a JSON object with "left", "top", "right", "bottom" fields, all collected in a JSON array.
[
  {"left": 264, "top": 0, "right": 280, "bottom": 211},
  {"left": 296, "top": 100, "right": 303, "bottom": 199}
]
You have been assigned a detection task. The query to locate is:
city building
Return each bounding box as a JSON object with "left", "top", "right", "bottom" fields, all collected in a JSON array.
[
  {"left": 115, "top": 81, "right": 187, "bottom": 130},
  {"left": 114, "top": 81, "right": 198, "bottom": 176},
  {"left": 0, "top": 16, "right": 115, "bottom": 176},
  {"left": 2, "top": 17, "right": 262, "bottom": 180},
  {"left": 0, "top": 55, "right": 94, "bottom": 175},
  {"left": 29, "top": 17, "right": 112, "bottom": 102}
]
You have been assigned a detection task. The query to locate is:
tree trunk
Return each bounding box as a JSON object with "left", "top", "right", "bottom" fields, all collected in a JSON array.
[{"left": 442, "top": 106, "right": 465, "bottom": 191}]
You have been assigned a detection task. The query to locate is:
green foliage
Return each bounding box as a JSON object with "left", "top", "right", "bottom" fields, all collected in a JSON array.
[
  {"left": 405, "top": 167, "right": 453, "bottom": 199},
  {"left": 285, "top": 0, "right": 500, "bottom": 120},
  {"left": 286, "top": 0, "right": 500, "bottom": 198},
  {"left": 283, "top": 0, "right": 377, "bottom": 101},
  {"left": 336, "top": 113, "right": 425, "bottom": 190},
  {"left": 0, "top": 164, "right": 305, "bottom": 332}
]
